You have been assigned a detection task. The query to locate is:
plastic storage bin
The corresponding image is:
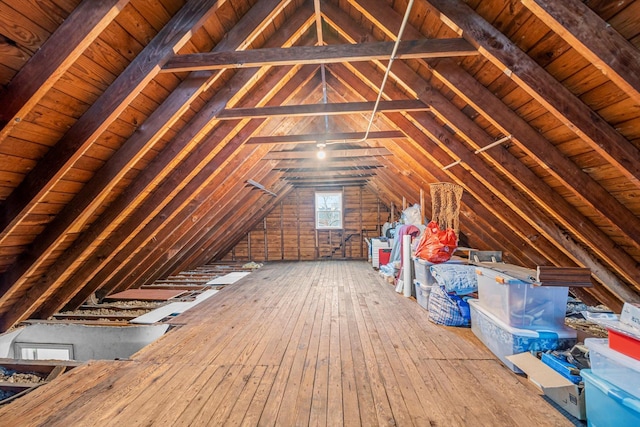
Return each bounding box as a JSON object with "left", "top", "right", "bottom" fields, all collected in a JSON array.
[
  {"left": 414, "top": 280, "right": 429, "bottom": 310},
  {"left": 608, "top": 327, "right": 640, "bottom": 361},
  {"left": 586, "top": 338, "right": 640, "bottom": 397},
  {"left": 413, "top": 257, "right": 466, "bottom": 288},
  {"left": 582, "top": 369, "right": 640, "bottom": 427},
  {"left": 475, "top": 264, "right": 569, "bottom": 330},
  {"left": 413, "top": 257, "right": 435, "bottom": 286},
  {"left": 469, "top": 299, "right": 577, "bottom": 373}
]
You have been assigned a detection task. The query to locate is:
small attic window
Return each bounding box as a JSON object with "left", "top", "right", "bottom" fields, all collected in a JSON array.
[
  {"left": 315, "top": 192, "right": 343, "bottom": 229},
  {"left": 15, "top": 343, "right": 74, "bottom": 361}
]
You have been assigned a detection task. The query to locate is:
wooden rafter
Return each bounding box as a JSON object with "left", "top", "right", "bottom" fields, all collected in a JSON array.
[
  {"left": 246, "top": 130, "right": 404, "bottom": 144},
  {"left": 331, "top": 2, "right": 640, "bottom": 290},
  {"left": 215, "top": 100, "right": 429, "bottom": 120},
  {"left": 0, "top": 0, "right": 130, "bottom": 139},
  {"left": 521, "top": 0, "right": 640, "bottom": 106},
  {"left": 330, "top": 57, "right": 633, "bottom": 308},
  {"left": 31, "top": 63, "right": 319, "bottom": 319},
  {"left": 0, "top": 0, "right": 306, "bottom": 317},
  {"left": 425, "top": 0, "right": 640, "bottom": 187},
  {"left": 430, "top": 60, "right": 640, "bottom": 253},
  {"left": 0, "top": 0, "right": 226, "bottom": 247},
  {"left": 161, "top": 38, "right": 478, "bottom": 72}
]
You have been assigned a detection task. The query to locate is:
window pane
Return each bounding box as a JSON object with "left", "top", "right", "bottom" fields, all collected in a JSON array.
[{"left": 315, "top": 192, "right": 342, "bottom": 229}]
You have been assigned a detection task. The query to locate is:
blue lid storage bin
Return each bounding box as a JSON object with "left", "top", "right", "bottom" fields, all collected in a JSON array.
[
  {"left": 585, "top": 338, "right": 640, "bottom": 398},
  {"left": 582, "top": 369, "right": 640, "bottom": 426},
  {"left": 475, "top": 264, "right": 569, "bottom": 330},
  {"left": 469, "top": 299, "right": 577, "bottom": 373}
]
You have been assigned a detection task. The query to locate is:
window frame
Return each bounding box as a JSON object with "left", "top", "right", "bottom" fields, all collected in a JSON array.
[{"left": 315, "top": 191, "right": 344, "bottom": 230}]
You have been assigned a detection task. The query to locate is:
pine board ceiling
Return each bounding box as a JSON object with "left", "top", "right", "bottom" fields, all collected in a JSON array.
[{"left": 0, "top": 0, "right": 639, "bottom": 330}]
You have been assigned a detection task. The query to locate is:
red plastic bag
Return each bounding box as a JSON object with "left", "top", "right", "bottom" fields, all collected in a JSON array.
[{"left": 415, "top": 221, "right": 458, "bottom": 263}]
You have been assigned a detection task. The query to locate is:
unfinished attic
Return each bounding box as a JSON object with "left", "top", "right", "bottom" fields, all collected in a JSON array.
[{"left": 0, "top": 0, "right": 639, "bottom": 424}]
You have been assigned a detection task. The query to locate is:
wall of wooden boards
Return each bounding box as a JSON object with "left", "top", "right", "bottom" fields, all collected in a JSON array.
[{"left": 224, "top": 186, "right": 390, "bottom": 262}]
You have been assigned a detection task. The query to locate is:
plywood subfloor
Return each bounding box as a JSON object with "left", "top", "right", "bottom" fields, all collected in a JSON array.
[{"left": 0, "top": 261, "right": 581, "bottom": 426}]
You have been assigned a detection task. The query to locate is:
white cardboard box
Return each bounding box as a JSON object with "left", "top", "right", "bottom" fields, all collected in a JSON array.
[
  {"left": 621, "top": 302, "right": 640, "bottom": 330},
  {"left": 506, "top": 352, "right": 585, "bottom": 421}
]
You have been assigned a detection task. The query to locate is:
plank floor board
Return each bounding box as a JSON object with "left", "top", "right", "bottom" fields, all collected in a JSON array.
[{"left": 0, "top": 261, "right": 582, "bottom": 426}]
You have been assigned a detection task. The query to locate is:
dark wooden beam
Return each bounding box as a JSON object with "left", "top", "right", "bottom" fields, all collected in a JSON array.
[
  {"left": 263, "top": 148, "right": 390, "bottom": 159},
  {"left": 521, "top": 0, "right": 640, "bottom": 105},
  {"left": 215, "top": 99, "right": 428, "bottom": 120},
  {"left": 0, "top": 0, "right": 305, "bottom": 317},
  {"left": 426, "top": 0, "right": 640, "bottom": 187},
  {"left": 246, "top": 130, "right": 404, "bottom": 144},
  {"left": 0, "top": 0, "right": 130, "bottom": 139},
  {"left": 161, "top": 38, "right": 478, "bottom": 72},
  {"left": 285, "top": 176, "right": 371, "bottom": 182},
  {"left": 274, "top": 158, "right": 383, "bottom": 168},
  {"left": 106, "top": 154, "right": 279, "bottom": 294},
  {"left": 431, "top": 60, "right": 640, "bottom": 265},
  {"left": 282, "top": 170, "right": 376, "bottom": 178},
  {"left": 333, "top": 0, "right": 637, "bottom": 306},
  {"left": 0, "top": 0, "right": 225, "bottom": 248},
  {"left": 29, "top": 64, "right": 318, "bottom": 320}
]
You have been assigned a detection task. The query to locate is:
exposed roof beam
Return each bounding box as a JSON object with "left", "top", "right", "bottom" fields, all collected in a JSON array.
[
  {"left": 0, "top": 0, "right": 130, "bottom": 139},
  {"left": 431, "top": 60, "right": 640, "bottom": 254},
  {"left": 273, "top": 159, "right": 383, "bottom": 168},
  {"left": 284, "top": 175, "right": 372, "bottom": 182},
  {"left": 282, "top": 170, "right": 376, "bottom": 178},
  {"left": 246, "top": 130, "right": 404, "bottom": 144},
  {"left": 0, "top": 0, "right": 226, "bottom": 248},
  {"left": 263, "top": 147, "right": 390, "bottom": 159},
  {"left": 216, "top": 99, "right": 428, "bottom": 119},
  {"left": 426, "top": 0, "right": 640, "bottom": 187},
  {"left": 0, "top": 0, "right": 306, "bottom": 316},
  {"left": 161, "top": 38, "right": 477, "bottom": 72},
  {"left": 19, "top": 65, "right": 320, "bottom": 323},
  {"left": 521, "top": 0, "right": 640, "bottom": 106}
]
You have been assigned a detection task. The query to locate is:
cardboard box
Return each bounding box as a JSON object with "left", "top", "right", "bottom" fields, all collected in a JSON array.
[
  {"left": 620, "top": 302, "right": 640, "bottom": 330},
  {"left": 506, "top": 352, "right": 585, "bottom": 420}
]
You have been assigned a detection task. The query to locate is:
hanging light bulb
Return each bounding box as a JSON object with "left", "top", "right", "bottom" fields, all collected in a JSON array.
[{"left": 316, "top": 143, "right": 326, "bottom": 159}]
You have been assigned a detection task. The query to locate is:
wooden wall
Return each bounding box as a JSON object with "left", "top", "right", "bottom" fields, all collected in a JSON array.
[{"left": 224, "top": 186, "right": 390, "bottom": 262}]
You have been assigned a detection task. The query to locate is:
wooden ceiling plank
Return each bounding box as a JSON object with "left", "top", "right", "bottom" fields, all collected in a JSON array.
[
  {"left": 170, "top": 171, "right": 288, "bottom": 273},
  {"left": 273, "top": 158, "right": 383, "bottom": 168},
  {"left": 334, "top": 0, "right": 637, "bottom": 308},
  {"left": 404, "top": 109, "right": 637, "bottom": 304},
  {"left": 205, "top": 181, "right": 293, "bottom": 266},
  {"left": 29, "top": 63, "right": 318, "bottom": 320},
  {"left": 216, "top": 99, "right": 429, "bottom": 120},
  {"left": 331, "top": 59, "right": 630, "bottom": 304},
  {"left": 0, "top": 0, "right": 225, "bottom": 246},
  {"left": 430, "top": 61, "right": 640, "bottom": 256},
  {"left": 521, "top": 0, "right": 640, "bottom": 106},
  {"left": 426, "top": 0, "right": 640, "bottom": 187},
  {"left": 96, "top": 152, "right": 276, "bottom": 299},
  {"left": 161, "top": 38, "right": 478, "bottom": 72},
  {"left": 246, "top": 130, "right": 404, "bottom": 144},
  {"left": 336, "top": 3, "right": 640, "bottom": 255},
  {"left": 0, "top": 0, "right": 310, "bottom": 320},
  {"left": 149, "top": 160, "right": 284, "bottom": 283},
  {"left": 263, "top": 147, "right": 390, "bottom": 159},
  {"left": 282, "top": 170, "right": 376, "bottom": 178},
  {"left": 0, "top": 0, "right": 298, "bottom": 310},
  {"left": 0, "top": 0, "right": 130, "bottom": 139}
]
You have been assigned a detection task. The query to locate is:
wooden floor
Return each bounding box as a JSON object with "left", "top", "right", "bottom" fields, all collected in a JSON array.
[{"left": 0, "top": 261, "right": 581, "bottom": 426}]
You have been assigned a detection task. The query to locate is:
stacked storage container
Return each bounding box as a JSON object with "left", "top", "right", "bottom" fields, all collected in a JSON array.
[
  {"left": 412, "top": 256, "right": 464, "bottom": 310},
  {"left": 470, "top": 263, "right": 577, "bottom": 372},
  {"left": 581, "top": 303, "right": 640, "bottom": 425}
]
